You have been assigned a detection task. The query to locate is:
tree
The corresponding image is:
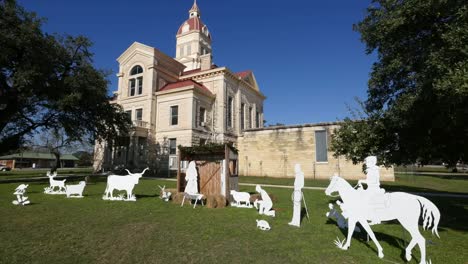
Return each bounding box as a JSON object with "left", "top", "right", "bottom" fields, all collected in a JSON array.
[
  {"left": 331, "top": 0, "right": 468, "bottom": 167},
  {"left": 0, "top": 0, "right": 131, "bottom": 155}
]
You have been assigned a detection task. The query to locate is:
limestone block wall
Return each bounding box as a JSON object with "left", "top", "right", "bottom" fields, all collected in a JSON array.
[{"left": 237, "top": 123, "right": 394, "bottom": 181}]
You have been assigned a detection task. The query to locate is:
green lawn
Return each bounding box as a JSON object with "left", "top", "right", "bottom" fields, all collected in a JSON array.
[
  {"left": 0, "top": 178, "right": 466, "bottom": 263},
  {"left": 240, "top": 173, "right": 468, "bottom": 194}
]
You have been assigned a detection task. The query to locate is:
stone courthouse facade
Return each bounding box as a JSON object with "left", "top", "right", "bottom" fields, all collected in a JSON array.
[{"left": 94, "top": 1, "right": 394, "bottom": 181}]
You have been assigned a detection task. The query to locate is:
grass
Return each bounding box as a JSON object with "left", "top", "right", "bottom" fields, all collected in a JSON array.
[
  {"left": 240, "top": 173, "right": 468, "bottom": 194},
  {"left": 0, "top": 178, "right": 467, "bottom": 263}
]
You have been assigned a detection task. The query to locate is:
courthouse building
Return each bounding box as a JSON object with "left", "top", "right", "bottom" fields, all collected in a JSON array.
[{"left": 94, "top": 1, "right": 394, "bottom": 181}]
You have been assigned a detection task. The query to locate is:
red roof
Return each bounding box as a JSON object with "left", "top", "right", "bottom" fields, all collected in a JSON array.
[
  {"left": 235, "top": 70, "right": 252, "bottom": 79},
  {"left": 159, "top": 80, "right": 213, "bottom": 96},
  {"left": 177, "top": 17, "right": 210, "bottom": 39}
]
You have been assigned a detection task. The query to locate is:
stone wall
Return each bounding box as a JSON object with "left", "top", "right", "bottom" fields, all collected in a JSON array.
[{"left": 237, "top": 123, "right": 394, "bottom": 181}]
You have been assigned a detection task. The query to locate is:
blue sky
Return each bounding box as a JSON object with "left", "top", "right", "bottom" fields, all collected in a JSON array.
[{"left": 19, "top": 0, "right": 375, "bottom": 126}]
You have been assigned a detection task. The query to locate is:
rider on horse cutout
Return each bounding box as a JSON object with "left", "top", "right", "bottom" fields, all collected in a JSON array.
[{"left": 357, "top": 156, "right": 386, "bottom": 225}]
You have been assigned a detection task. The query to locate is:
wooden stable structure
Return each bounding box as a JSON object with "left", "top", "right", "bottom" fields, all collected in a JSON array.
[{"left": 177, "top": 144, "right": 239, "bottom": 201}]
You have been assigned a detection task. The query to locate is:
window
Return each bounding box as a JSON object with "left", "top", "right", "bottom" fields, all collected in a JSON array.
[
  {"left": 315, "top": 130, "right": 328, "bottom": 162},
  {"left": 186, "top": 44, "right": 191, "bottom": 55},
  {"left": 135, "top": 109, "right": 143, "bottom": 121},
  {"left": 125, "top": 110, "right": 132, "bottom": 121},
  {"left": 169, "top": 138, "right": 177, "bottom": 155},
  {"left": 255, "top": 111, "right": 260, "bottom": 128},
  {"left": 170, "top": 105, "right": 178, "bottom": 125},
  {"left": 248, "top": 107, "right": 253, "bottom": 128},
  {"left": 240, "top": 103, "right": 245, "bottom": 130},
  {"left": 199, "top": 107, "right": 206, "bottom": 126},
  {"left": 129, "top": 65, "right": 143, "bottom": 96},
  {"left": 179, "top": 46, "right": 184, "bottom": 57},
  {"left": 129, "top": 79, "right": 136, "bottom": 96},
  {"left": 130, "top": 65, "right": 143, "bottom": 75},
  {"left": 137, "top": 77, "right": 143, "bottom": 95},
  {"left": 227, "top": 97, "right": 233, "bottom": 128},
  {"left": 200, "top": 138, "right": 207, "bottom": 145}
]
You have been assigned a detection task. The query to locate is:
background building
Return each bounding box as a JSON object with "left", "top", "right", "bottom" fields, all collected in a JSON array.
[
  {"left": 0, "top": 152, "right": 78, "bottom": 169},
  {"left": 94, "top": 1, "right": 394, "bottom": 181}
]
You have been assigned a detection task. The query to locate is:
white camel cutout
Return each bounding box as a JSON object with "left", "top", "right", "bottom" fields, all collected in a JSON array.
[
  {"left": 45, "top": 171, "right": 66, "bottom": 194},
  {"left": 325, "top": 175, "right": 440, "bottom": 264},
  {"left": 103, "top": 168, "right": 148, "bottom": 201}
]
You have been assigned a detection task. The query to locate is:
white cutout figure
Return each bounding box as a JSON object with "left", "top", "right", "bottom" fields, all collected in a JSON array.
[
  {"left": 256, "top": 219, "right": 271, "bottom": 231},
  {"left": 358, "top": 156, "right": 385, "bottom": 225},
  {"left": 230, "top": 190, "right": 252, "bottom": 208},
  {"left": 65, "top": 181, "right": 86, "bottom": 198},
  {"left": 12, "top": 184, "right": 30, "bottom": 205},
  {"left": 326, "top": 203, "right": 360, "bottom": 232},
  {"left": 184, "top": 161, "right": 198, "bottom": 195},
  {"left": 254, "top": 185, "right": 275, "bottom": 217},
  {"left": 44, "top": 171, "right": 66, "bottom": 194},
  {"left": 325, "top": 174, "right": 440, "bottom": 264},
  {"left": 158, "top": 185, "right": 172, "bottom": 202},
  {"left": 289, "top": 164, "right": 304, "bottom": 227},
  {"left": 103, "top": 168, "right": 148, "bottom": 201}
]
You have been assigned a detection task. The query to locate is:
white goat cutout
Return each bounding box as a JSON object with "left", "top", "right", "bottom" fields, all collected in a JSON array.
[
  {"left": 65, "top": 181, "right": 86, "bottom": 198},
  {"left": 256, "top": 219, "right": 271, "bottom": 231},
  {"left": 12, "top": 184, "right": 30, "bottom": 205},
  {"left": 325, "top": 173, "right": 440, "bottom": 264},
  {"left": 230, "top": 190, "right": 252, "bottom": 208},
  {"left": 103, "top": 168, "right": 148, "bottom": 201},
  {"left": 44, "top": 171, "right": 66, "bottom": 194}
]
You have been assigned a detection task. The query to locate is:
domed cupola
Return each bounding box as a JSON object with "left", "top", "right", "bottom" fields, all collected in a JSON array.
[
  {"left": 175, "top": 0, "right": 213, "bottom": 71},
  {"left": 176, "top": 0, "right": 211, "bottom": 39}
]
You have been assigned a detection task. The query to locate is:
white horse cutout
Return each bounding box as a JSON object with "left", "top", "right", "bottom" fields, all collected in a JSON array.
[{"left": 325, "top": 175, "right": 440, "bottom": 264}]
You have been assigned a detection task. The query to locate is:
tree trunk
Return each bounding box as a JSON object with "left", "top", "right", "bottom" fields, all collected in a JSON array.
[{"left": 51, "top": 151, "right": 61, "bottom": 173}]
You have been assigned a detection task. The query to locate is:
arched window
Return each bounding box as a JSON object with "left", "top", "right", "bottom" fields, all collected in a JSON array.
[{"left": 129, "top": 65, "right": 143, "bottom": 96}]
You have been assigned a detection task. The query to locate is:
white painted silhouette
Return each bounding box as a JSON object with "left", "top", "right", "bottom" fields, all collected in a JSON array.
[
  {"left": 358, "top": 156, "right": 385, "bottom": 225},
  {"left": 103, "top": 168, "right": 148, "bottom": 201},
  {"left": 326, "top": 203, "right": 360, "bottom": 232},
  {"left": 325, "top": 174, "right": 440, "bottom": 264},
  {"left": 289, "top": 164, "right": 305, "bottom": 227},
  {"left": 184, "top": 161, "right": 198, "bottom": 195},
  {"left": 254, "top": 185, "right": 275, "bottom": 217},
  {"left": 44, "top": 171, "right": 66, "bottom": 194},
  {"left": 181, "top": 193, "right": 204, "bottom": 208},
  {"left": 65, "top": 181, "right": 86, "bottom": 198},
  {"left": 256, "top": 219, "right": 271, "bottom": 231},
  {"left": 230, "top": 190, "right": 252, "bottom": 208},
  {"left": 158, "top": 185, "right": 172, "bottom": 202},
  {"left": 12, "top": 184, "right": 30, "bottom": 205}
]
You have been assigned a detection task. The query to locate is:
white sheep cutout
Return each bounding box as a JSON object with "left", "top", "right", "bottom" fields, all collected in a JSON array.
[
  {"left": 65, "top": 181, "right": 86, "bottom": 198},
  {"left": 230, "top": 190, "right": 252, "bottom": 208},
  {"left": 46, "top": 171, "right": 66, "bottom": 193},
  {"left": 103, "top": 168, "right": 148, "bottom": 201}
]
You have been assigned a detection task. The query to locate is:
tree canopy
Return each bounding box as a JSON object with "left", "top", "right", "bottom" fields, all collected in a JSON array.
[
  {"left": 0, "top": 0, "right": 131, "bottom": 155},
  {"left": 331, "top": 0, "right": 468, "bottom": 166}
]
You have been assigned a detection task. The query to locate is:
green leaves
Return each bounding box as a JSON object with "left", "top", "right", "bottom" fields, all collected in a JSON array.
[
  {"left": 332, "top": 0, "right": 468, "bottom": 166},
  {"left": 0, "top": 0, "right": 131, "bottom": 154}
]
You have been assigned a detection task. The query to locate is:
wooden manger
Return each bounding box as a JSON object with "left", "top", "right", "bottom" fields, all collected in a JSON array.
[{"left": 177, "top": 144, "right": 239, "bottom": 204}]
